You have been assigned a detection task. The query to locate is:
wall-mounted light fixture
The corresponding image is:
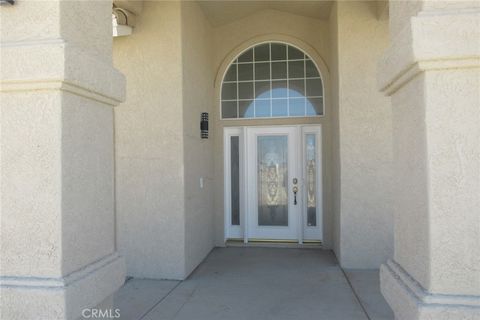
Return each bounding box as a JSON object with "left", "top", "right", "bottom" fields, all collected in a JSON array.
[
  {"left": 0, "top": 0, "right": 15, "bottom": 5},
  {"left": 200, "top": 112, "right": 209, "bottom": 139}
]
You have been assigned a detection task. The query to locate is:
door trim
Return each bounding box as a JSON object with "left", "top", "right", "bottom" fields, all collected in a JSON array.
[
  {"left": 223, "top": 127, "right": 244, "bottom": 241},
  {"left": 224, "top": 125, "right": 323, "bottom": 244}
]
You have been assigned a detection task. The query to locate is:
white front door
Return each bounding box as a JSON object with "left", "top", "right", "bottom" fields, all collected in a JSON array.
[
  {"left": 224, "top": 125, "right": 322, "bottom": 243},
  {"left": 246, "top": 126, "right": 299, "bottom": 240}
]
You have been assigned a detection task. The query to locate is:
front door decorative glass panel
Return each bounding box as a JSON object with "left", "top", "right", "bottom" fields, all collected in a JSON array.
[
  {"left": 247, "top": 127, "right": 299, "bottom": 240},
  {"left": 257, "top": 136, "right": 288, "bottom": 226},
  {"left": 221, "top": 42, "right": 324, "bottom": 119},
  {"left": 305, "top": 134, "right": 316, "bottom": 226}
]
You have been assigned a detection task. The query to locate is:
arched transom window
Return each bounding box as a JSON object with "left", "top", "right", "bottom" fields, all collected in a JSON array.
[{"left": 221, "top": 42, "right": 324, "bottom": 119}]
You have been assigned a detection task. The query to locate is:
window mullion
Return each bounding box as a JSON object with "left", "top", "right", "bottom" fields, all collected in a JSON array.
[{"left": 221, "top": 43, "right": 323, "bottom": 120}]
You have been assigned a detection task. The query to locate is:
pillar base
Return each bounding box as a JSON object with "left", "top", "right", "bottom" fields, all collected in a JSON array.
[
  {"left": 0, "top": 253, "right": 125, "bottom": 320},
  {"left": 380, "top": 260, "right": 480, "bottom": 320}
]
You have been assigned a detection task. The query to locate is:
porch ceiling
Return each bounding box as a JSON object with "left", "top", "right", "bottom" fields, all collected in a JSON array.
[{"left": 198, "top": 0, "right": 334, "bottom": 27}]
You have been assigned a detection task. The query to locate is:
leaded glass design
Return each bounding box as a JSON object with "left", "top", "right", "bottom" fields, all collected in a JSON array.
[
  {"left": 305, "top": 134, "right": 317, "bottom": 226},
  {"left": 257, "top": 136, "right": 288, "bottom": 226},
  {"left": 221, "top": 42, "right": 324, "bottom": 119}
]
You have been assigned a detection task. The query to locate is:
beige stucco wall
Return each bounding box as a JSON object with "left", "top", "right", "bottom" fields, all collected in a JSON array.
[
  {"left": 0, "top": 92, "right": 115, "bottom": 278},
  {"left": 211, "top": 9, "right": 334, "bottom": 248},
  {"left": 388, "top": 69, "right": 480, "bottom": 295},
  {"left": 389, "top": 0, "right": 480, "bottom": 40},
  {"left": 379, "top": 2, "right": 480, "bottom": 317},
  {"left": 1, "top": 1, "right": 126, "bottom": 318},
  {"left": 113, "top": 1, "right": 395, "bottom": 278},
  {"left": 113, "top": 1, "right": 187, "bottom": 279},
  {"left": 328, "top": 2, "right": 342, "bottom": 259},
  {"left": 381, "top": 0, "right": 480, "bottom": 295},
  {"left": 181, "top": 2, "right": 216, "bottom": 276},
  {"left": 331, "top": 1, "right": 393, "bottom": 268},
  {"left": 113, "top": 1, "right": 215, "bottom": 279}
]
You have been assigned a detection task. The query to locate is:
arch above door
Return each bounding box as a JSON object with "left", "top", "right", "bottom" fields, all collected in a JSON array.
[{"left": 215, "top": 34, "right": 330, "bottom": 120}]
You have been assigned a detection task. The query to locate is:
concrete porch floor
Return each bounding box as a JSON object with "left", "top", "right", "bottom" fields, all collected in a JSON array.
[{"left": 113, "top": 247, "right": 393, "bottom": 320}]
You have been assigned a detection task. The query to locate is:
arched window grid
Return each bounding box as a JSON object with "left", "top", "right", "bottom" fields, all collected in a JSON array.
[{"left": 221, "top": 41, "right": 325, "bottom": 119}]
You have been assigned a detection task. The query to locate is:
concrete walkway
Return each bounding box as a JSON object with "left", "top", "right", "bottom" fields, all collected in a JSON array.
[{"left": 113, "top": 247, "right": 393, "bottom": 320}]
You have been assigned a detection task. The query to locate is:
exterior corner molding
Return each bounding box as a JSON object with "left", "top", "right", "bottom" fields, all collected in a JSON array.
[
  {"left": 384, "top": 260, "right": 480, "bottom": 307},
  {"left": 380, "top": 260, "right": 480, "bottom": 319},
  {"left": 0, "top": 79, "right": 124, "bottom": 106},
  {"left": 1, "top": 41, "right": 126, "bottom": 104},
  {"left": 0, "top": 252, "right": 123, "bottom": 289},
  {"left": 379, "top": 58, "right": 480, "bottom": 96},
  {"left": 0, "top": 252, "right": 126, "bottom": 320},
  {"left": 378, "top": 8, "right": 480, "bottom": 96}
]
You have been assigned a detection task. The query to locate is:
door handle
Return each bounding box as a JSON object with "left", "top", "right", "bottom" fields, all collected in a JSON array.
[
  {"left": 293, "top": 178, "right": 298, "bottom": 205},
  {"left": 293, "top": 186, "right": 298, "bottom": 205}
]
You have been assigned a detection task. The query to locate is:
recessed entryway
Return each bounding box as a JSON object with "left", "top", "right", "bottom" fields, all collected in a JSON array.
[
  {"left": 224, "top": 125, "right": 322, "bottom": 243},
  {"left": 113, "top": 248, "right": 394, "bottom": 320}
]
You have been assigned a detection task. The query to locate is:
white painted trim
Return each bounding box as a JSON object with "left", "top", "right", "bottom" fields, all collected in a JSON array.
[
  {"left": 246, "top": 126, "right": 299, "bottom": 240},
  {"left": 296, "top": 126, "right": 304, "bottom": 244},
  {"left": 241, "top": 128, "right": 248, "bottom": 243},
  {"left": 224, "top": 124, "right": 323, "bottom": 243},
  {"left": 221, "top": 115, "right": 324, "bottom": 121},
  {"left": 221, "top": 96, "right": 323, "bottom": 101},
  {"left": 223, "top": 127, "right": 243, "bottom": 241}
]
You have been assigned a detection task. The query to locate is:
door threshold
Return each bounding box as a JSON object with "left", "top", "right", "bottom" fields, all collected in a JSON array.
[{"left": 225, "top": 239, "right": 323, "bottom": 249}]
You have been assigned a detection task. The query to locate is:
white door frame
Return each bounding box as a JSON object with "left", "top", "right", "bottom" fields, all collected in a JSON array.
[
  {"left": 223, "top": 127, "right": 245, "bottom": 240},
  {"left": 224, "top": 125, "right": 323, "bottom": 243}
]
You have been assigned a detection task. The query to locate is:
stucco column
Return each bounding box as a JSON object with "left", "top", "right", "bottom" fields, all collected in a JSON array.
[
  {"left": 378, "top": 1, "right": 479, "bottom": 319},
  {"left": 0, "top": 1, "right": 125, "bottom": 319}
]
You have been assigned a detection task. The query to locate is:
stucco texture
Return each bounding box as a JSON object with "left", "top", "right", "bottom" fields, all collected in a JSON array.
[
  {"left": 329, "top": 1, "right": 341, "bottom": 261},
  {"left": 113, "top": 1, "right": 395, "bottom": 280},
  {"left": 330, "top": 1, "right": 393, "bottom": 268},
  {"left": 390, "top": 70, "right": 480, "bottom": 296},
  {"left": 1, "top": 0, "right": 125, "bottom": 318},
  {"left": 113, "top": 1, "right": 186, "bottom": 279},
  {"left": 113, "top": 1, "right": 216, "bottom": 279},
  {"left": 379, "top": 1, "right": 480, "bottom": 317},
  {"left": 181, "top": 1, "right": 215, "bottom": 277},
  {"left": 0, "top": 0, "right": 120, "bottom": 280}
]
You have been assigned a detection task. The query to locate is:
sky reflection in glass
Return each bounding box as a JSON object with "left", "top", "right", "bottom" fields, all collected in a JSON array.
[{"left": 222, "top": 42, "right": 324, "bottom": 119}]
